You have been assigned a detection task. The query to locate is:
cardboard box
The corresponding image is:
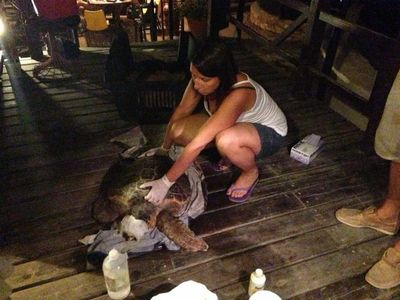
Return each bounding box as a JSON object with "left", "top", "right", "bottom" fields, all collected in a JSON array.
[{"left": 290, "top": 134, "right": 324, "bottom": 165}]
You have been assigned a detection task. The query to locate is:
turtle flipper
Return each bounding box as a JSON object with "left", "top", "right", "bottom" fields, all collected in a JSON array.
[{"left": 156, "top": 211, "right": 208, "bottom": 252}]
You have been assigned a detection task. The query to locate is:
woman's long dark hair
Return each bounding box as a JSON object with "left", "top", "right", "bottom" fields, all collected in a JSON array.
[{"left": 191, "top": 40, "right": 238, "bottom": 104}]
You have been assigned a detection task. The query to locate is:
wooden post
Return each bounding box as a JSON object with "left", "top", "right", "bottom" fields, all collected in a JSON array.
[
  {"left": 168, "top": 0, "right": 174, "bottom": 40},
  {"left": 160, "top": 0, "right": 165, "bottom": 40},
  {"left": 297, "top": 0, "right": 326, "bottom": 97},
  {"left": 300, "top": 0, "right": 325, "bottom": 64},
  {"left": 149, "top": 0, "right": 157, "bottom": 41},
  {"left": 316, "top": 0, "right": 351, "bottom": 100},
  {"left": 206, "top": 0, "right": 213, "bottom": 38},
  {"left": 236, "top": 0, "right": 245, "bottom": 42},
  {"left": 207, "top": 0, "right": 229, "bottom": 39}
]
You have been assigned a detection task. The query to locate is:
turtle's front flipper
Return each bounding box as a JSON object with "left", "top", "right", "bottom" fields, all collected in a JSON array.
[{"left": 156, "top": 211, "right": 208, "bottom": 252}]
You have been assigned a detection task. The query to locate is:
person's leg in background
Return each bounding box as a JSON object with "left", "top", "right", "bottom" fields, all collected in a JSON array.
[
  {"left": 364, "top": 161, "right": 400, "bottom": 289},
  {"left": 9, "top": 0, "right": 43, "bottom": 60},
  {"left": 336, "top": 69, "right": 400, "bottom": 289}
]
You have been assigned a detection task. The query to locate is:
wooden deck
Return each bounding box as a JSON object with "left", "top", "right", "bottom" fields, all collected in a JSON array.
[{"left": 1, "top": 40, "right": 399, "bottom": 300}]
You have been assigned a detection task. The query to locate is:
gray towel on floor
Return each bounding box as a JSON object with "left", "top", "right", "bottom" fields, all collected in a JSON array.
[
  {"left": 87, "top": 227, "right": 180, "bottom": 256},
  {"left": 85, "top": 219, "right": 186, "bottom": 268}
]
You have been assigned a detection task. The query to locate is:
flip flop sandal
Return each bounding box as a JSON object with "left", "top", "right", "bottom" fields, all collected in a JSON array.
[
  {"left": 211, "top": 158, "right": 232, "bottom": 172},
  {"left": 228, "top": 178, "right": 259, "bottom": 203}
]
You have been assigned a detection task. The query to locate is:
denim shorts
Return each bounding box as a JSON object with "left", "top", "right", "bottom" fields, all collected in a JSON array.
[{"left": 253, "top": 123, "right": 285, "bottom": 159}]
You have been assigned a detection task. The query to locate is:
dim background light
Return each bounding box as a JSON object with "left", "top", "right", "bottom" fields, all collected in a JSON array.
[{"left": 0, "top": 18, "right": 5, "bottom": 36}]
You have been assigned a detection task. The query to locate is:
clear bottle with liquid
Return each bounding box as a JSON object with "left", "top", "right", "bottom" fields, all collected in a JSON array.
[
  {"left": 248, "top": 268, "right": 266, "bottom": 297},
  {"left": 102, "top": 249, "right": 131, "bottom": 300}
]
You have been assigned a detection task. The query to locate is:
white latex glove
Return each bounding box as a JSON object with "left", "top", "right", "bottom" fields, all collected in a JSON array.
[
  {"left": 140, "top": 175, "right": 175, "bottom": 205},
  {"left": 138, "top": 146, "right": 169, "bottom": 158}
]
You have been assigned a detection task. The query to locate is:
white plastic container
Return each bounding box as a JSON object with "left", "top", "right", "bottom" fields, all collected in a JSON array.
[
  {"left": 248, "top": 268, "right": 266, "bottom": 297},
  {"left": 102, "top": 249, "right": 131, "bottom": 300},
  {"left": 249, "top": 290, "right": 281, "bottom": 300}
]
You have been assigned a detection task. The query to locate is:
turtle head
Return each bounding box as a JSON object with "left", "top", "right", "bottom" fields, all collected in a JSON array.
[
  {"left": 128, "top": 189, "right": 161, "bottom": 229},
  {"left": 92, "top": 193, "right": 121, "bottom": 224}
]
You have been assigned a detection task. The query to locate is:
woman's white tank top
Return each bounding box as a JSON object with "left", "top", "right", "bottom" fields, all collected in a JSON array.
[{"left": 204, "top": 73, "right": 288, "bottom": 136}]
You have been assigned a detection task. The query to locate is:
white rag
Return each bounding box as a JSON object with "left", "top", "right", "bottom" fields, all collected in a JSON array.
[{"left": 151, "top": 280, "right": 218, "bottom": 300}]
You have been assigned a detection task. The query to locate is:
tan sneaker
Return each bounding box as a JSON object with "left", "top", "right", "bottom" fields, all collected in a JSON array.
[
  {"left": 365, "top": 247, "right": 400, "bottom": 289},
  {"left": 335, "top": 206, "right": 399, "bottom": 235}
]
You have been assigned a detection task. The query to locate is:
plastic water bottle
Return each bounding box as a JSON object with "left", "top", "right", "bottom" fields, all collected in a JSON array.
[
  {"left": 248, "top": 268, "right": 266, "bottom": 297},
  {"left": 102, "top": 249, "right": 131, "bottom": 300}
]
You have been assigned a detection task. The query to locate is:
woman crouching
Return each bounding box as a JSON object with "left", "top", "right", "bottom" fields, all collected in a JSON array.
[{"left": 140, "top": 41, "right": 287, "bottom": 203}]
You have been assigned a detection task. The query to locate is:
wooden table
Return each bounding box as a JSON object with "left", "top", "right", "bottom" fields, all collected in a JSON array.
[{"left": 87, "top": 0, "right": 132, "bottom": 24}]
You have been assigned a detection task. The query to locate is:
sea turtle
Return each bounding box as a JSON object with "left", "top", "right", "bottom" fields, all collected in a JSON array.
[{"left": 92, "top": 155, "right": 208, "bottom": 252}]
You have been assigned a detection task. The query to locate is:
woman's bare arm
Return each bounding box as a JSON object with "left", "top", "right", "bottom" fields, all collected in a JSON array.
[
  {"left": 162, "top": 79, "right": 202, "bottom": 149},
  {"left": 166, "top": 88, "right": 255, "bottom": 181}
]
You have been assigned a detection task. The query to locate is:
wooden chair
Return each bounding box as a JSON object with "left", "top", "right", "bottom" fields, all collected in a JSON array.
[
  {"left": 32, "top": 16, "right": 81, "bottom": 78},
  {"left": 32, "top": 0, "right": 81, "bottom": 79},
  {"left": 83, "top": 9, "right": 113, "bottom": 46}
]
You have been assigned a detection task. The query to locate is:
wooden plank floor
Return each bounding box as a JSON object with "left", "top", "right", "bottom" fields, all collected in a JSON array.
[{"left": 1, "top": 40, "right": 399, "bottom": 300}]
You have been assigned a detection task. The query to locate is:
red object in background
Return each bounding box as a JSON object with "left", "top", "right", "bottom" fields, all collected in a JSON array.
[{"left": 32, "top": 0, "right": 79, "bottom": 20}]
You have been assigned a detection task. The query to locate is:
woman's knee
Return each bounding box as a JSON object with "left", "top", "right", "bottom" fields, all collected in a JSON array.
[
  {"left": 170, "top": 120, "right": 187, "bottom": 144},
  {"left": 215, "top": 129, "right": 240, "bottom": 154},
  {"left": 171, "top": 114, "right": 208, "bottom": 145}
]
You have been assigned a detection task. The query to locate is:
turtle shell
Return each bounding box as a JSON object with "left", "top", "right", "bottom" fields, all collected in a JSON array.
[{"left": 93, "top": 155, "right": 191, "bottom": 224}]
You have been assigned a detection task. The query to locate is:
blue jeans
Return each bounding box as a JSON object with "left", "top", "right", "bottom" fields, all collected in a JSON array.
[{"left": 253, "top": 123, "right": 285, "bottom": 159}]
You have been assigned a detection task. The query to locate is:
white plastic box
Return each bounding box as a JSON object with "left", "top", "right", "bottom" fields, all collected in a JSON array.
[{"left": 290, "top": 134, "right": 324, "bottom": 165}]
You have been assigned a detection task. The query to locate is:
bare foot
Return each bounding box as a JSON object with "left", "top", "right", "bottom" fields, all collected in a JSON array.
[{"left": 226, "top": 167, "right": 259, "bottom": 199}]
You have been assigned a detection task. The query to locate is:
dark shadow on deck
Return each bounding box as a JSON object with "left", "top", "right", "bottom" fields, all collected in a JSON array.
[{"left": 9, "top": 68, "right": 96, "bottom": 154}]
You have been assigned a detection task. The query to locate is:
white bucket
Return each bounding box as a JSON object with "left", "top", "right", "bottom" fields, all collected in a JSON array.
[{"left": 249, "top": 290, "right": 282, "bottom": 300}]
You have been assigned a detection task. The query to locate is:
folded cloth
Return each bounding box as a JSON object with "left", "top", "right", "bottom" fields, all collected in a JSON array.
[
  {"left": 169, "top": 145, "right": 207, "bottom": 219},
  {"left": 151, "top": 280, "right": 218, "bottom": 300},
  {"left": 119, "top": 215, "right": 149, "bottom": 241},
  {"left": 85, "top": 227, "right": 181, "bottom": 267},
  {"left": 110, "top": 126, "right": 148, "bottom": 150}
]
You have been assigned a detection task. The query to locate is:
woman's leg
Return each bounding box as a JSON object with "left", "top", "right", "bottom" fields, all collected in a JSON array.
[
  {"left": 169, "top": 113, "right": 209, "bottom": 146},
  {"left": 215, "top": 123, "right": 261, "bottom": 198}
]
